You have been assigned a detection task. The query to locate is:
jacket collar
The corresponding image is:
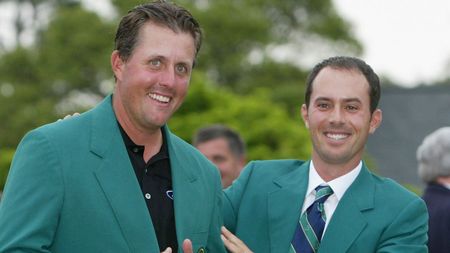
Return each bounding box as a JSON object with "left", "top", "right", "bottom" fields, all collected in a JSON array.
[
  {"left": 90, "top": 95, "right": 212, "bottom": 250},
  {"left": 90, "top": 95, "right": 159, "bottom": 252},
  {"left": 319, "top": 163, "right": 374, "bottom": 252},
  {"left": 268, "top": 161, "right": 310, "bottom": 252},
  {"left": 267, "top": 160, "right": 374, "bottom": 253}
]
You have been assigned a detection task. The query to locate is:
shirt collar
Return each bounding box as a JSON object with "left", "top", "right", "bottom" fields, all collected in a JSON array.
[
  {"left": 443, "top": 182, "right": 450, "bottom": 190},
  {"left": 118, "top": 123, "right": 169, "bottom": 160},
  {"left": 307, "top": 161, "right": 362, "bottom": 201}
]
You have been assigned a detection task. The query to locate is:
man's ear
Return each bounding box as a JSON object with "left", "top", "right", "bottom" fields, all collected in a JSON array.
[
  {"left": 369, "top": 109, "right": 382, "bottom": 134},
  {"left": 111, "top": 50, "right": 124, "bottom": 81},
  {"left": 301, "top": 104, "right": 310, "bottom": 129}
]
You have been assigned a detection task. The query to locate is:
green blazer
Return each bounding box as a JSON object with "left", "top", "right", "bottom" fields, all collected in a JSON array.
[
  {"left": 0, "top": 96, "right": 226, "bottom": 253},
  {"left": 223, "top": 160, "right": 428, "bottom": 253}
]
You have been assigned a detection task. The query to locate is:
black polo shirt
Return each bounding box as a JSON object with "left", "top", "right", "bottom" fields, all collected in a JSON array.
[{"left": 119, "top": 125, "right": 178, "bottom": 252}]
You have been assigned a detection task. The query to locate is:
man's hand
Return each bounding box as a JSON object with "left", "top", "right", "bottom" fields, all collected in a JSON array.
[
  {"left": 182, "top": 239, "right": 193, "bottom": 253},
  {"left": 161, "top": 239, "right": 193, "bottom": 253},
  {"left": 221, "top": 226, "right": 253, "bottom": 253}
]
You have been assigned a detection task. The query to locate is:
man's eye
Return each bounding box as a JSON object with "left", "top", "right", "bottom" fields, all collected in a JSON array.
[
  {"left": 346, "top": 105, "right": 358, "bottom": 111},
  {"left": 175, "top": 64, "right": 188, "bottom": 74},
  {"left": 317, "top": 103, "right": 329, "bottom": 109},
  {"left": 149, "top": 59, "right": 161, "bottom": 67},
  {"left": 212, "top": 156, "right": 226, "bottom": 163}
]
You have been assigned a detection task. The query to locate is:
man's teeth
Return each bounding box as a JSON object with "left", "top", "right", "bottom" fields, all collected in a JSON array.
[
  {"left": 327, "top": 133, "right": 348, "bottom": 140},
  {"left": 149, "top": 93, "right": 170, "bottom": 103}
]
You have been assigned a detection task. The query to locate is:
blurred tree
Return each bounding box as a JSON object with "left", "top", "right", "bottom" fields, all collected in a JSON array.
[
  {"left": 0, "top": 0, "right": 363, "bottom": 190},
  {"left": 0, "top": 148, "right": 15, "bottom": 191},
  {"left": 170, "top": 72, "right": 311, "bottom": 160},
  {"left": 0, "top": 0, "right": 80, "bottom": 48},
  {"left": 0, "top": 47, "right": 55, "bottom": 148},
  {"left": 0, "top": 3, "right": 114, "bottom": 149},
  {"left": 112, "top": 0, "right": 362, "bottom": 110},
  {"left": 37, "top": 3, "right": 114, "bottom": 95},
  {"left": 0, "top": 0, "right": 362, "bottom": 147}
]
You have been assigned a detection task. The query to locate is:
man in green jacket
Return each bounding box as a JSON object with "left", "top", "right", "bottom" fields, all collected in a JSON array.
[
  {"left": 221, "top": 56, "right": 429, "bottom": 253},
  {"left": 0, "top": 1, "right": 226, "bottom": 252}
]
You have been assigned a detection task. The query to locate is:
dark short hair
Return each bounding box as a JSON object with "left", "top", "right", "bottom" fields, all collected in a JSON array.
[
  {"left": 193, "top": 124, "right": 246, "bottom": 157},
  {"left": 114, "top": 0, "right": 202, "bottom": 64},
  {"left": 304, "top": 56, "right": 381, "bottom": 113}
]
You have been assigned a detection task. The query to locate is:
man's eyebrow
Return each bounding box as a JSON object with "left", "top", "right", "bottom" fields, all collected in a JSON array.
[
  {"left": 315, "top": 96, "right": 362, "bottom": 101},
  {"left": 313, "top": 97, "right": 332, "bottom": 102},
  {"left": 342, "top": 98, "right": 362, "bottom": 103}
]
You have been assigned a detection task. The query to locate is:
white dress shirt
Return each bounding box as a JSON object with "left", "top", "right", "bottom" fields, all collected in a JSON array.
[
  {"left": 301, "top": 161, "right": 362, "bottom": 234},
  {"left": 443, "top": 182, "right": 450, "bottom": 190}
]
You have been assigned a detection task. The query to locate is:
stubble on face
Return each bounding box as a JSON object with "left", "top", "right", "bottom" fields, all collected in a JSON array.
[
  {"left": 112, "top": 22, "right": 196, "bottom": 140},
  {"left": 301, "top": 67, "right": 381, "bottom": 179}
]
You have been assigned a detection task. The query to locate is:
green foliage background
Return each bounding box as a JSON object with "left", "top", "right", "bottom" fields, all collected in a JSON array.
[
  {"left": 170, "top": 73, "right": 311, "bottom": 160},
  {"left": 0, "top": 149, "right": 14, "bottom": 190},
  {"left": 0, "top": 0, "right": 362, "bottom": 190}
]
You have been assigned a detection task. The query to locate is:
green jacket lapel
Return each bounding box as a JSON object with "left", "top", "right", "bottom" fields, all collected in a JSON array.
[
  {"left": 91, "top": 96, "right": 158, "bottom": 252},
  {"left": 268, "top": 161, "right": 309, "bottom": 252},
  {"left": 165, "top": 126, "right": 207, "bottom": 244},
  {"left": 319, "top": 163, "right": 374, "bottom": 252}
]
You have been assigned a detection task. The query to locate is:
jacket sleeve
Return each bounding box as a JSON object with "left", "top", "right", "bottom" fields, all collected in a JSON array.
[
  {"left": 377, "top": 197, "right": 429, "bottom": 253},
  {"left": 0, "top": 130, "right": 63, "bottom": 252},
  {"left": 222, "top": 161, "right": 255, "bottom": 233},
  {"left": 205, "top": 176, "right": 227, "bottom": 253}
]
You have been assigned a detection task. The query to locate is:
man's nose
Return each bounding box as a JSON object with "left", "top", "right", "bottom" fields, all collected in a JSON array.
[
  {"left": 158, "top": 67, "right": 176, "bottom": 87},
  {"left": 329, "top": 107, "right": 344, "bottom": 124}
]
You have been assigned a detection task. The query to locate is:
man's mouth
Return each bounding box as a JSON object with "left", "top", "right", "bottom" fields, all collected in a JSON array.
[
  {"left": 325, "top": 132, "right": 349, "bottom": 141},
  {"left": 149, "top": 93, "right": 170, "bottom": 103}
]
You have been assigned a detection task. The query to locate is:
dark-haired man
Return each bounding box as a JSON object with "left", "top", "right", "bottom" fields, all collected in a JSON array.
[
  {"left": 193, "top": 124, "right": 246, "bottom": 188},
  {"left": 221, "top": 56, "right": 429, "bottom": 253},
  {"left": 0, "top": 1, "right": 226, "bottom": 252}
]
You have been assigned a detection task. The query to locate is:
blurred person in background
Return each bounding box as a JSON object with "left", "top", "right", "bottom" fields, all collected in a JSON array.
[
  {"left": 193, "top": 124, "right": 246, "bottom": 188},
  {"left": 417, "top": 127, "right": 450, "bottom": 253}
]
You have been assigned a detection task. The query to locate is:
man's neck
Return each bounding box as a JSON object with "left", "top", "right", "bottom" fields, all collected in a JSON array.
[
  {"left": 113, "top": 97, "right": 164, "bottom": 162},
  {"left": 311, "top": 155, "right": 361, "bottom": 182}
]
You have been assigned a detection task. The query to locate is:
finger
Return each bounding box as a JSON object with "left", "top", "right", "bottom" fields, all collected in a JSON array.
[
  {"left": 221, "top": 226, "right": 234, "bottom": 238},
  {"left": 63, "top": 113, "right": 80, "bottom": 120},
  {"left": 221, "top": 234, "right": 238, "bottom": 252},
  {"left": 182, "top": 239, "right": 193, "bottom": 253},
  {"left": 221, "top": 227, "right": 241, "bottom": 252},
  {"left": 221, "top": 226, "right": 253, "bottom": 253},
  {"left": 221, "top": 226, "right": 243, "bottom": 243}
]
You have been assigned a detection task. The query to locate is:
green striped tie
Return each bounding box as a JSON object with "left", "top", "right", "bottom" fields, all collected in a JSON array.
[{"left": 290, "top": 185, "right": 334, "bottom": 253}]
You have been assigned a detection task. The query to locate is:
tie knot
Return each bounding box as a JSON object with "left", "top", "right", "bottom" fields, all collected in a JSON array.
[{"left": 314, "top": 185, "right": 333, "bottom": 203}]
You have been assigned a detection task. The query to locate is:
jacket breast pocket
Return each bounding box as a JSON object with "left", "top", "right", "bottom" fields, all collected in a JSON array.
[{"left": 190, "top": 231, "right": 208, "bottom": 253}]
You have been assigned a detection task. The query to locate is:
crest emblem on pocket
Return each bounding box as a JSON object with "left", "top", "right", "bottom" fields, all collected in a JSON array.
[{"left": 166, "top": 190, "right": 174, "bottom": 200}]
